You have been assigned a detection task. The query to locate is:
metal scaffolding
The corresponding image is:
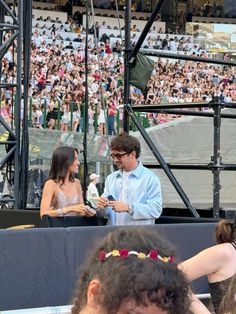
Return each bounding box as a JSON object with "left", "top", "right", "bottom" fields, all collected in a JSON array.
[
  {"left": 123, "top": 0, "right": 236, "bottom": 218},
  {"left": 0, "top": 0, "right": 31, "bottom": 209}
]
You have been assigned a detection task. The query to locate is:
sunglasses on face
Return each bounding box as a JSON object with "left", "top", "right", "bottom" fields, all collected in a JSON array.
[{"left": 110, "top": 152, "right": 129, "bottom": 160}]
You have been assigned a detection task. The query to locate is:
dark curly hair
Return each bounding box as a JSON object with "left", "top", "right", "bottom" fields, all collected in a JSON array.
[
  {"left": 110, "top": 133, "right": 141, "bottom": 159},
  {"left": 71, "top": 228, "right": 193, "bottom": 314},
  {"left": 47, "top": 146, "right": 78, "bottom": 186},
  {"left": 215, "top": 216, "right": 236, "bottom": 244}
]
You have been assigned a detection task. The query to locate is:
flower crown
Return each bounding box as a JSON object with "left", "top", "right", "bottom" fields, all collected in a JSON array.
[{"left": 98, "top": 249, "right": 175, "bottom": 263}]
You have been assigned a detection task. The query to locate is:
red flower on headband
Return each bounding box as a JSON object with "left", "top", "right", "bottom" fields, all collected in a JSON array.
[
  {"left": 169, "top": 255, "right": 175, "bottom": 263},
  {"left": 149, "top": 249, "right": 158, "bottom": 260},
  {"left": 98, "top": 250, "right": 106, "bottom": 261},
  {"left": 119, "top": 249, "right": 129, "bottom": 258}
]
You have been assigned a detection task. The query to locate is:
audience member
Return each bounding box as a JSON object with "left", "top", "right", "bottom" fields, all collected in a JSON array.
[
  {"left": 107, "top": 99, "right": 117, "bottom": 135},
  {"left": 71, "top": 228, "right": 194, "bottom": 314},
  {"left": 179, "top": 217, "right": 236, "bottom": 314},
  {"left": 96, "top": 133, "right": 162, "bottom": 225},
  {"left": 2, "top": 8, "right": 236, "bottom": 132},
  {"left": 40, "top": 146, "right": 94, "bottom": 217},
  {"left": 86, "top": 173, "right": 100, "bottom": 208},
  {"left": 97, "top": 104, "right": 106, "bottom": 135}
]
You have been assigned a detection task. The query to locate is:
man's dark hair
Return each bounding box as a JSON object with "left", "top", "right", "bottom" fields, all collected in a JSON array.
[{"left": 110, "top": 133, "right": 141, "bottom": 159}]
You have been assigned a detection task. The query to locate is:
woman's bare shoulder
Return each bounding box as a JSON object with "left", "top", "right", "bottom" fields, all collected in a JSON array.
[
  {"left": 217, "top": 242, "right": 236, "bottom": 258},
  {"left": 200, "top": 243, "right": 236, "bottom": 262},
  {"left": 74, "top": 178, "right": 82, "bottom": 186},
  {"left": 44, "top": 179, "right": 57, "bottom": 190},
  {"left": 73, "top": 179, "right": 82, "bottom": 191}
]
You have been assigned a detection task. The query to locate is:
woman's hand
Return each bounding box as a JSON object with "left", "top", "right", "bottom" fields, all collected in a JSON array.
[
  {"left": 85, "top": 205, "right": 96, "bottom": 217},
  {"left": 67, "top": 204, "right": 95, "bottom": 216}
]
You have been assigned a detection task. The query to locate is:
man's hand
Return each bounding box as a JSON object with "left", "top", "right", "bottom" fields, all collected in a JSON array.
[
  {"left": 108, "top": 201, "right": 129, "bottom": 213},
  {"left": 96, "top": 197, "right": 108, "bottom": 209}
]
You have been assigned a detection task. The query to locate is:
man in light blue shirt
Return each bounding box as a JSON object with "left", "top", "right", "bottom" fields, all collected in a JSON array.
[{"left": 97, "top": 133, "right": 162, "bottom": 225}]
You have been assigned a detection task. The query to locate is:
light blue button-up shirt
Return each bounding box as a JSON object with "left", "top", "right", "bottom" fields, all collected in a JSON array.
[{"left": 101, "top": 162, "right": 162, "bottom": 225}]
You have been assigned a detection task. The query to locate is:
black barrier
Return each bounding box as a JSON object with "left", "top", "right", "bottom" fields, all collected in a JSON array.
[
  {"left": 158, "top": 216, "right": 219, "bottom": 224},
  {"left": 42, "top": 214, "right": 98, "bottom": 227},
  {"left": 0, "top": 209, "right": 219, "bottom": 229},
  {"left": 0, "top": 209, "right": 43, "bottom": 229},
  {"left": 0, "top": 223, "right": 216, "bottom": 310}
]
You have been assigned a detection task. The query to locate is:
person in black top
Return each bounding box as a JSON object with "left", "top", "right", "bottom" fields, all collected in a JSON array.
[{"left": 179, "top": 217, "right": 236, "bottom": 314}]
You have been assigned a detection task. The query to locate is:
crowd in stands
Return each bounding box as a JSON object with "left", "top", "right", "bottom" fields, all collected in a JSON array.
[{"left": 1, "top": 8, "right": 236, "bottom": 134}]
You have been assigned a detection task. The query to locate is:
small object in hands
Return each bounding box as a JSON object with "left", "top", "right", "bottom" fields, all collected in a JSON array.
[
  {"left": 85, "top": 199, "right": 96, "bottom": 209},
  {"left": 85, "top": 205, "right": 97, "bottom": 215},
  {"left": 128, "top": 205, "right": 134, "bottom": 216},
  {"left": 107, "top": 195, "right": 116, "bottom": 201}
]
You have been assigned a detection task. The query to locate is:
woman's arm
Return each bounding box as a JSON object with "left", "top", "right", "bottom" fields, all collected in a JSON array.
[
  {"left": 40, "top": 180, "right": 93, "bottom": 217},
  {"left": 40, "top": 180, "right": 58, "bottom": 218},
  {"left": 189, "top": 293, "right": 211, "bottom": 314},
  {"left": 76, "top": 179, "right": 84, "bottom": 205},
  {"left": 76, "top": 179, "right": 96, "bottom": 217},
  {"left": 179, "top": 244, "right": 227, "bottom": 281}
]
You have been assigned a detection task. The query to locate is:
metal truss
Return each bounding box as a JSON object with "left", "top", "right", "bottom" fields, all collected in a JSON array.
[
  {"left": 123, "top": 0, "right": 236, "bottom": 218},
  {"left": 0, "top": 0, "right": 31, "bottom": 209}
]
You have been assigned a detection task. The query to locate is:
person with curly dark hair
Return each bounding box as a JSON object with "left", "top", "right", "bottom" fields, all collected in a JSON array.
[
  {"left": 179, "top": 217, "right": 236, "bottom": 314},
  {"left": 71, "top": 228, "right": 207, "bottom": 314}
]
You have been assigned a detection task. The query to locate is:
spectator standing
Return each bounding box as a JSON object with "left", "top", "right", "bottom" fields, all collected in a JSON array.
[
  {"left": 60, "top": 103, "right": 69, "bottom": 132},
  {"left": 0, "top": 100, "right": 11, "bottom": 126},
  {"left": 107, "top": 99, "right": 116, "bottom": 135},
  {"left": 178, "top": 11, "right": 185, "bottom": 32},
  {"left": 97, "top": 104, "right": 106, "bottom": 135},
  {"left": 86, "top": 173, "right": 100, "bottom": 208},
  {"left": 99, "top": 21, "right": 107, "bottom": 34},
  {"left": 90, "top": 21, "right": 100, "bottom": 40},
  {"left": 72, "top": 103, "right": 81, "bottom": 132}
]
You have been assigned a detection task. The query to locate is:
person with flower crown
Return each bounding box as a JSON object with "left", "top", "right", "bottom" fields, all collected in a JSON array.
[{"left": 71, "top": 228, "right": 209, "bottom": 314}]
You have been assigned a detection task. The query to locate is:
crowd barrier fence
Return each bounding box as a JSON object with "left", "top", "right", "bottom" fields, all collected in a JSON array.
[
  {"left": 1, "top": 97, "right": 150, "bottom": 133},
  {"left": 0, "top": 96, "right": 150, "bottom": 133}
]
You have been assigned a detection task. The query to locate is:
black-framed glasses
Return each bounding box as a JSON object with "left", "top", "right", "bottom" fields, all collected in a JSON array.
[{"left": 110, "top": 152, "right": 129, "bottom": 160}]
